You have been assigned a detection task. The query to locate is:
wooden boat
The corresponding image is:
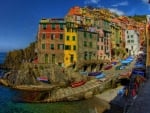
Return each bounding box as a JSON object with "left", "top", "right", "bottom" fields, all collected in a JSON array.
[
  {"left": 118, "top": 71, "right": 132, "bottom": 79},
  {"left": 115, "top": 65, "right": 126, "bottom": 70},
  {"left": 132, "top": 70, "right": 145, "bottom": 76},
  {"left": 88, "top": 72, "right": 102, "bottom": 76},
  {"left": 133, "top": 67, "right": 146, "bottom": 72},
  {"left": 111, "top": 61, "right": 117, "bottom": 65},
  {"left": 95, "top": 73, "right": 105, "bottom": 79},
  {"left": 121, "top": 60, "right": 131, "bottom": 65},
  {"left": 37, "top": 76, "right": 48, "bottom": 82},
  {"left": 103, "top": 65, "right": 112, "bottom": 70},
  {"left": 79, "top": 71, "right": 88, "bottom": 76},
  {"left": 71, "top": 80, "right": 86, "bottom": 88}
]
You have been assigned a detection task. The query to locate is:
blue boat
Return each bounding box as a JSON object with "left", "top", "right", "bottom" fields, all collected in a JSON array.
[
  {"left": 79, "top": 71, "right": 88, "bottom": 76},
  {"left": 132, "top": 70, "right": 145, "bottom": 76},
  {"left": 95, "top": 73, "right": 105, "bottom": 79},
  {"left": 121, "top": 60, "right": 131, "bottom": 65},
  {"left": 134, "top": 63, "right": 145, "bottom": 68},
  {"left": 88, "top": 72, "right": 102, "bottom": 76}
]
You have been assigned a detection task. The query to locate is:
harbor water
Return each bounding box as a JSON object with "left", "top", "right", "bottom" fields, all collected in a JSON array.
[{"left": 0, "top": 52, "right": 111, "bottom": 113}]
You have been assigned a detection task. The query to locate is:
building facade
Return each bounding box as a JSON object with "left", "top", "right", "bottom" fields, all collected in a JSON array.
[
  {"left": 125, "top": 30, "right": 140, "bottom": 56},
  {"left": 37, "top": 18, "right": 65, "bottom": 65}
]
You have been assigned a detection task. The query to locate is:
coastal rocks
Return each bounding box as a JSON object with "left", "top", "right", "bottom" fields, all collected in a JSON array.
[
  {"left": 84, "top": 91, "right": 93, "bottom": 99},
  {"left": 0, "top": 79, "right": 10, "bottom": 86}
]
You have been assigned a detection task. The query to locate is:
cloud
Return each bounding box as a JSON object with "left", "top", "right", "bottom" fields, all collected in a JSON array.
[
  {"left": 112, "top": 1, "right": 128, "bottom": 7},
  {"left": 142, "top": 0, "right": 148, "bottom": 3},
  {"left": 108, "top": 8, "right": 125, "bottom": 16},
  {"left": 84, "top": 0, "right": 100, "bottom": 5},
  {"left": 141, "top": 0, "right": 150, "bottom": 10}
]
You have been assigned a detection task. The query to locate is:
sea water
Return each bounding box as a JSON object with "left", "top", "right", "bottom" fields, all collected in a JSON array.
[{"left": 0, "top": 52, "right": 111, "bottom": 113}]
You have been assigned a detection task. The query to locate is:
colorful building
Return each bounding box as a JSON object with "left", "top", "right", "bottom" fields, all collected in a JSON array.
[
  {"left": 37, "top": 18, "right": 65, "bottom": 65},
  {"left": 125, "top": 30, "right": 140, "bottom": 56},
  {"left": 77, "top": 30, "right": 98, "bottom": 62},
  {"left": 36, "top": 6, "right": 146, "bottom": 66},
  {"left": 64, "top": 22, "right": 78, "bottom": 67}
]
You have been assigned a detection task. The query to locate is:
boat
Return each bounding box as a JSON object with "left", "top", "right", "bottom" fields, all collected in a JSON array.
[
  {"left": 121, "top": 60, "right": 131, "bottom": 65},
  {"left": 132, "top": 70, "right": 145, "bottom": 76},
  {"left": 134, "top": 61, "right": 145, "bottom": 68},
  {"left": 115, "top": 65, "right": 126, "bottom": 70},
  {"left": 95, "top": 73, "right": 105, "bottom": 79},
  {"left": 118, "top": 71, "right": 132, "bottom": 79},
  {"left": 88, "top": 71, "right": 102, "bottom": 76},
  {"left": 132, "top": 67, "right": 146, "bottom": 71},
  {"left": 79, "top": 71, "right": 88, "bottom": 76},
  {"left": 37, "top": 76, "right": 49, "bottom": 82},
  {"left": 71, "top": 80, "right": 86, "bottom": 88},
  {"left": 111, "top": 61, "right": 117, "bottom": 65},
  {"left": 103, "top": 64, "right": 112, "bottom": 70}
]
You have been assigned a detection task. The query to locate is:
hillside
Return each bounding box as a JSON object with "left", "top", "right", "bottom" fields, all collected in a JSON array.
[{"left": 128, "top": 15, "right": 146, "bottom": 22}]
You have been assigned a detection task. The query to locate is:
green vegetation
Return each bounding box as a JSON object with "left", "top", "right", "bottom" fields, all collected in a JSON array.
[
  {"left": 128, "top": 15, "right": 146, "bottom": 22},
  {"left": 4, "top": 42, "right": 37, "bottom": 69}
]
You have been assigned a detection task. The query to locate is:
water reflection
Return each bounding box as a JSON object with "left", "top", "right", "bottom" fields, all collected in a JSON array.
[{"left": 0, "top": 84, "right": 112, "bottom": 113}]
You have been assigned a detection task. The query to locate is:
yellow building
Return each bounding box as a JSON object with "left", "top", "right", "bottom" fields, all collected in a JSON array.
[{"left": 64, "top": 22, "right": 78, "bottom": 67}]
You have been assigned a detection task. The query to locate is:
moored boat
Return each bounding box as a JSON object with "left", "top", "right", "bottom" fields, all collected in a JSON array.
[
  {"left": 103, "top": 65, "right": 112, "bottom": 70},
  {"left": 118, "top": 71, "right": 132, "bottom": 79},
  {"left": 37, "top": 76, "right": 49, "bottom": 82},
  {"left": 71, "top": 80, "right": 86, "bottom": 88},
  {"left": 95, "top": 73, "right": 105, "bottom": 79},
  {"left": 88, "top": 71, "right": 102, "bottom": 76}
]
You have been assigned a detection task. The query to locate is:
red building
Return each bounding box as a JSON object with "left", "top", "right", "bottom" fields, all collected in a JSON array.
[{"left": 37, "top": 18, "right": 65, "bottom": 65}]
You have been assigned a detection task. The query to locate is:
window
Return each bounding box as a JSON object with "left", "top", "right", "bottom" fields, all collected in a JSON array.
[
  {"left": 101, "top": 46, "right": 103, "bottom": 50},
  {"left": 60, "top": 34, "right": 63, "bottom": 40},
  {"left": 101, "top": 38, "right": 103, "bottom": 42},
  {"left": 72, "top": 28, "right": 77, "bottom": 32},
  {"left": 51, "top": 34, "right": 55, "bottom": 40},
  {"left": 90, "top": 33, "right": 92, "bottom": 39},
  {"left": 89, "top": 42, "right": 92, "bottom": 48},
  {"left": 67, "top": 28, "right": 71, "bottom": 32},
  {"left": 73, "top": 45, "right": 76, "bottom": 50},
  {"left": 84, "top": 52, "right": 87, "bottom": 60},
  {"left": 84, "top": 32, "right": 87, "bottom": 38},
  {"left": 84, "top": 41, "right": 87, "bottom": 47},
  {"left": 66, "top": 36, "right": 70, "bottom": 40},
  {"left": 97, "top": 45, "right": 99, "bottom": 50},
  {"left": 42, "top": 44, "right": 45, "bottom": 49},
  {"left": 52, "top": 23, "right": 55, "bottom": 30},
  {"left": 127, "top": 40, "right": 130, "bottom": 43},
  {"left": 60, "top": 24, "right": 64, "bottom": 30},
  {"left": 70, "top": 54, "right": 74, "bottom": 63},
  {"left": 65, "top": 45, "right": 71, "bottom": 50},
  {"left": 72, "top": 36, "right": 76, "bottom": 41},
  {"left": 58, "top": 44, "right": 64, "bottom": 50},
  {"left": 131, "top": 40, "right": 134, "bottom": 43},
  {"left": 42, "top": 33, "right": 46, "bottom": 39},
  {"left": 50, "top": 44, "right": 54, "bottom": 50},
  {"left": 89, "top": 52, "right": 92, "bottom": 60},
  {"left": 42, "top": 24, "right": 47, "bottom": 29},
  {"left": 131, "top": 35, "right": 133, "bottom": 38},
  {"left": 128, "top": 35, "right": 130, "bottom": 38}
]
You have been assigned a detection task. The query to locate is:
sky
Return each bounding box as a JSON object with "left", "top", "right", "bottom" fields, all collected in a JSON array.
[{"left": 0, "top": 0, "right": 150, "bottom": 52}]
